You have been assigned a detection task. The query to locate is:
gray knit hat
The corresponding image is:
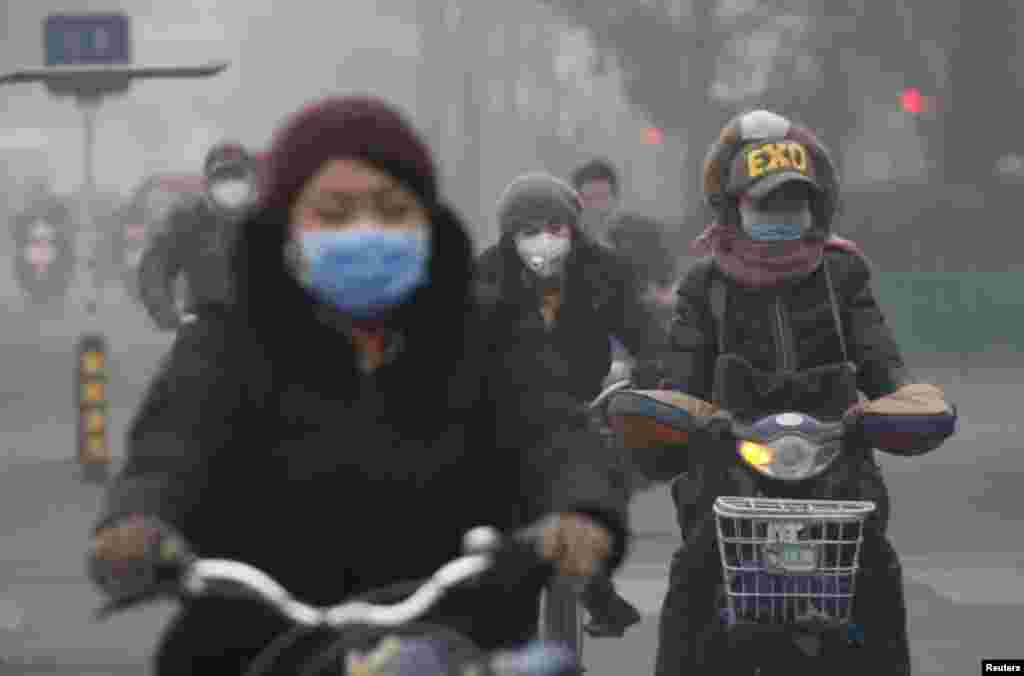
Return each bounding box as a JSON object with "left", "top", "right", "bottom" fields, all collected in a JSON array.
[{"left": 495, "top": 172, "right": 583, "bottom": 237}]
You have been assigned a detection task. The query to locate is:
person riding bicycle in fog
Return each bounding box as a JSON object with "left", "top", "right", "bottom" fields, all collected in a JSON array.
[
  {"left": 571, "top": 159, "right": 677, "bottom": 310},
  {"left": 476, "top": 172, "right": 671, "bottom": 638},
  {"left": 643, "top": 109, "right": 942, "bottom": 675},
  {"left": 87, "top": 95, "right": 629, "bottom": 675},
  {"left": 137, "top": 141, "right": 259, "bottom": 331}
]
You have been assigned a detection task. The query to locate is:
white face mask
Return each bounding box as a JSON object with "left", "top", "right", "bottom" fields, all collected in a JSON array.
[
  {"left": 515, "top": 232, "right": 572, "bottom": 278},
  {"left": 209, "top": 179, "right": 254, "bottom": 210}
]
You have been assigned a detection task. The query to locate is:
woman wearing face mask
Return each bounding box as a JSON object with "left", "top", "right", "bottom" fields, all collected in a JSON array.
[
  {"left": 476, "top": 173, "right": 671, "bottom": 637},
  {"left": 87, "top": 96, "right": 629, "bottom": 674},
  {"left": 647, "top": 110, "right": 933, "bottom": 675},
  {"left": 478, "top": 173, "right": 671, "bottom": 404}
]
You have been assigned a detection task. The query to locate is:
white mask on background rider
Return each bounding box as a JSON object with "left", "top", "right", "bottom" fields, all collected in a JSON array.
[
  {"left": 737, "top": 181, "right": 815, "bottom": 253},
  {"left": 496, "top": 172, "right": 581, "bottom": 282},
  {"left": 514, "top": 223, "right": 573, "bottom": 279},
  {"left": 209, "top": 177, "right": 256, "bottom": 211}
]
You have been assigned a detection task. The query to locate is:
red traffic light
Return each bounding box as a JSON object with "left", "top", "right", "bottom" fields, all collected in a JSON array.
[
  {"left": 900, "top": 88, "right": 926, "bottom": 113},
  {"left": 644, "top": 127, "right": 663, "bottom": 145}
]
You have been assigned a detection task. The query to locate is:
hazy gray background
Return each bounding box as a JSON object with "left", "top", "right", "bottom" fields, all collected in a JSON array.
[{"left": 1, "top": 1, "right": 1022, "bottom": 674}]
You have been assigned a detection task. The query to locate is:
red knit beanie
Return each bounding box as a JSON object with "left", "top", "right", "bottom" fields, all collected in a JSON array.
[{"left": 261, "top": 96, "right": 438, "bottom": 212}]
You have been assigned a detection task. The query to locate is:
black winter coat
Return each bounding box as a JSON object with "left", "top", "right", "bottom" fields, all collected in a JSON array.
[
  {"left": 137, "top": 195, "right": 244, "bottom": 329},
  {"left": 96, "top": 201, "right": 629, "bottom": 674},
  {"left": 646, "top": 248, "right": 912, "bottom": 531},
  {"left": 661, "top": 248, "right": 908, "bottom": 405},
  {"left": 606, "top": 212, "right": 677, "bottom": 289},
  {"left": 476, "top": 235, "right": 668, "bottom": 404}
]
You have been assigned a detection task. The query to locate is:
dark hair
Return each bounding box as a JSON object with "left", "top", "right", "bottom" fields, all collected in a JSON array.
[{"left": 571, "top": 159, "right": 619, "bottom": 195}]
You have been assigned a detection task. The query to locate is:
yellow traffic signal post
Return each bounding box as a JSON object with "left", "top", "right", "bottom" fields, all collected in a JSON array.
[
  {"left": 0, "top": 13, "right": 228, "bottom": 480},
  {"left": 76, "top": 334, "right": 110, "bottom": 482}
]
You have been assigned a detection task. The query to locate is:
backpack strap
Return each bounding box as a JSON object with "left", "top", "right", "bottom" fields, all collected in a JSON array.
[
  {"left": 708, "top": 272, "right": 727, "bottom": 355},
  {"left": 821, "top": 255, "right": 851, "bottom": 364}
]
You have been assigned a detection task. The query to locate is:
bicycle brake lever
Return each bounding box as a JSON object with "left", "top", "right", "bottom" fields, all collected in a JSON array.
[{"left": 92, "top": 571, "right": 188, "bottom": 622}]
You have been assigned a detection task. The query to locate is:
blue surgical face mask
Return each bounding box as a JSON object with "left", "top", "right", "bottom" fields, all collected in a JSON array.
[
  {"left": 290, "top": 225, "right": 431, "bottom": 320},
  {"left": 739, "top": 204, "right": 813, "bottom": 242}
]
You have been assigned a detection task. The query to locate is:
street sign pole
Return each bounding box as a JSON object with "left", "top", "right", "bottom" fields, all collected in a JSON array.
[
  {"left": 80, "top": 97, "right": 100, "bottom": 318},
  {"left": 0, "top": 12, "right": 229, "bottom": 481}
]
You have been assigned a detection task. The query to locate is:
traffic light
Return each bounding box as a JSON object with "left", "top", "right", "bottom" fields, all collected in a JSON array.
[
  {"left": 900, "top": 87, "right": 929, "bottom": 114},
  {"left": 76, "top": 333, "right": 110, "bottom": 474}
]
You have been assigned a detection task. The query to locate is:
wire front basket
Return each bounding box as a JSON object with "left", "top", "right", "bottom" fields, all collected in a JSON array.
[{"left": 713, "top": 496, "right": 876, "bottom": 626}]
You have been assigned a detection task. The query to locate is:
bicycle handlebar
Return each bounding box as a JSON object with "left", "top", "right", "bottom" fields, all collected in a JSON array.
[{"left": 174, "top": 526, "right": 546, "bottom": 630}]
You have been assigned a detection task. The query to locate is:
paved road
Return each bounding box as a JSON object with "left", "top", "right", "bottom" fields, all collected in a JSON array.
[
  {"left": 1, "top": 276, "right": 173, "bottom": 675},
  {"left": 1, "top": 275, "right": 1022, "bottom": 674}
]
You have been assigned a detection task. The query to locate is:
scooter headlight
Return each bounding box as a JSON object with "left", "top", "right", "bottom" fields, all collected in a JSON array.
[
  {"left": 739, "top": 441, "right": 776, "bottom": 467},
  {"left": 738, "top": 436, "right": 839, "bottom": 481}
]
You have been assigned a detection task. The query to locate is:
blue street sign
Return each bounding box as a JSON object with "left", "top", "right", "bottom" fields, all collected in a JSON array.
[{"left": 44, "top": 14, "right": 131, "bottom": 67}]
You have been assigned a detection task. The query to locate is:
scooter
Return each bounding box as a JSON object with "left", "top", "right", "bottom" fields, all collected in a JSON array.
[{"left": 605, "top": 370, "right": 956, "bottom": 674}]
